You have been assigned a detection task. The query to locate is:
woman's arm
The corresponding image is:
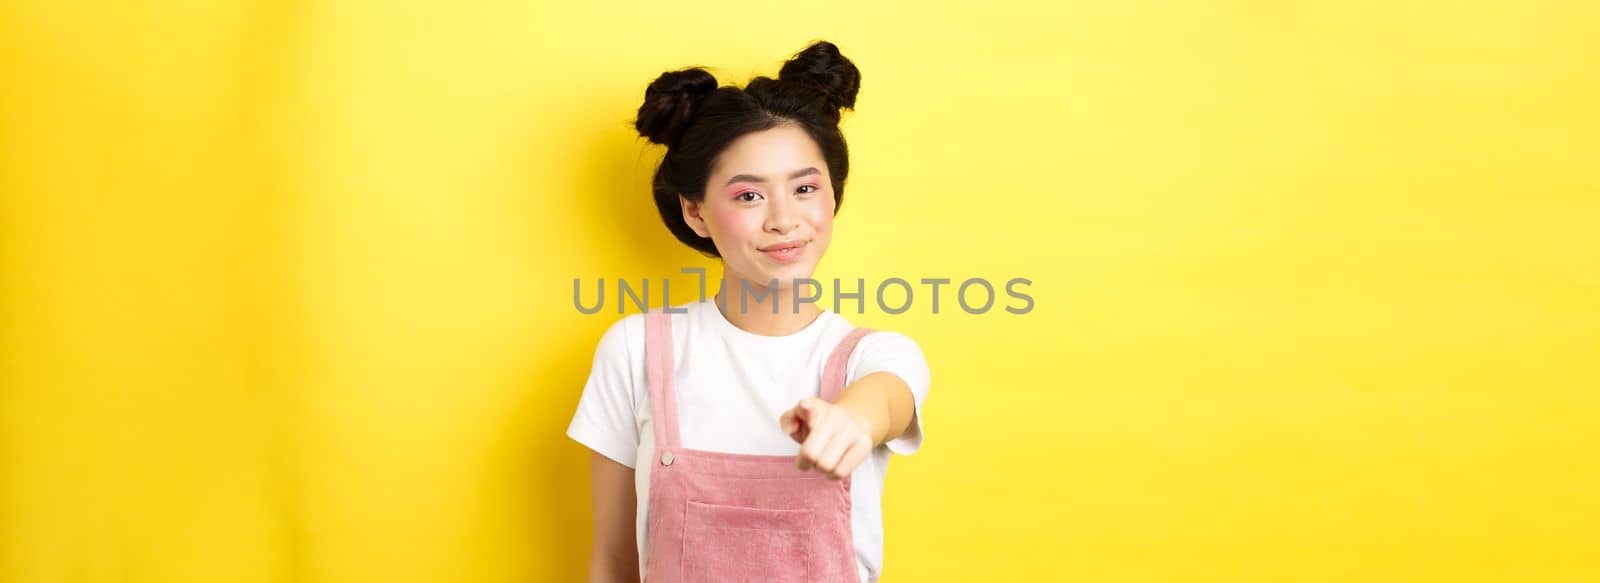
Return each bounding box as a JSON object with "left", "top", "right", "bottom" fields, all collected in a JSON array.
[
  {"left": 586, "top": 451, "right": 639, "bottom": 583},
  {"left": 832, "top": 372, "right": 916, "bottom": 447}
]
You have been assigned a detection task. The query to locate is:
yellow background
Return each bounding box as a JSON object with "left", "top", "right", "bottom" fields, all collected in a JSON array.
[{"left": 2, "top": 1, "right": 1597, "bottom": 581}]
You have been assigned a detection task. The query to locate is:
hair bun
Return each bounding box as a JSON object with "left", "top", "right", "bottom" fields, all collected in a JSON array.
[
  {"left": 635, "top": 67, "right": 719, "bottom": 146},
  {"left": 778, "top": 41, "right": 861, "bottom": 112}
]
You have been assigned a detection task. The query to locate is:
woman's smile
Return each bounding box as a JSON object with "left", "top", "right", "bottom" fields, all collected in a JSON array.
[{"left": 759, "top": 239, "right": 809, "bottom": 264}]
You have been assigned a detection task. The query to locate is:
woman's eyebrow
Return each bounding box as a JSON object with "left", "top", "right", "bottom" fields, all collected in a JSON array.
[{"left": 723, "top": 166, "right": 820, "bottom": 186}]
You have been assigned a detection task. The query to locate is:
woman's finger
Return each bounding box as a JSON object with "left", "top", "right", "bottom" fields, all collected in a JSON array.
[
  {"left": 830, "top": 437, "right": 872, "bottom": 480},
  {"left": 797, "top": 414, "right": 839, "bottom": 471},
  {"left": 778, "top": 405, "right": 803, "bottom": 441},
  {"left": 813, "top": 415, "right": 855, "bottom": 475}
]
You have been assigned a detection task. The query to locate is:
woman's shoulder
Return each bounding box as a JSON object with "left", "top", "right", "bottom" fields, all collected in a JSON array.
[
  {"left": 590, "top": 310, "right": 649, "bottom": 366},
  {"left": 591, "top": 301, "right": 705, "bottom": 359},
  {"left": 810, "top": 313, "right": 926, "bottom": 371},
  {"left": 828, "top": 316, "right": 925, "bottom": 369},
  {"left": 824, "top": 312, "right": 922, "bottom": 351},
  {"left": 854, "top": 328, "right": 925, "bottom": 361}
]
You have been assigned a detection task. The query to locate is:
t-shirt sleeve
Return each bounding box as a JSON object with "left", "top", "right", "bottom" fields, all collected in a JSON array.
[
  {"left": 565, "top": 315, "right": 642, "bottom": 468},
  {"left": 850, "top": 331, "right": 931, "bottom": 455}
]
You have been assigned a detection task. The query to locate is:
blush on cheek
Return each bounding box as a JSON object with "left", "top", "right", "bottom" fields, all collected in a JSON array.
[
  {"left": 802, "top": 201, "right": 834, "bottom": 230},
  {"left": 709, "top": 203, "right": 761, "bottom": 247}
]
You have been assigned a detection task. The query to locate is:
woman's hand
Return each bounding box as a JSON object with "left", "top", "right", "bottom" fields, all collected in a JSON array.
[{"left": 778, "top": 397, "right": 876, "bottom": 480}]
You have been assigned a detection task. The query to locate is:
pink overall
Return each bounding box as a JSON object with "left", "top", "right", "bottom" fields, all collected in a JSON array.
[{"left": 642, "top": 308, "right": 873, "bottom": 583}]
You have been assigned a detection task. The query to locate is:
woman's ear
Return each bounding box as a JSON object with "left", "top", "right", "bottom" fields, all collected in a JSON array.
[{"left": 679, "top": 195, "right": 711, "bottom": 238}]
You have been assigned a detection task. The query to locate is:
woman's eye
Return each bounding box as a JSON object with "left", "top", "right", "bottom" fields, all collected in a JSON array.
[
  {"left": 735, "top": 191, "right": 763, "bottom": 202},
  {"left": 797, "top": 184, "right": 818, "bottom": 195}
]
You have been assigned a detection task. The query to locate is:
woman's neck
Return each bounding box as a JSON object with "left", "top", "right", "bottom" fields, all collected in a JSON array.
[{"left": 713, "top": 274, "right": 823, "bottom": 337}]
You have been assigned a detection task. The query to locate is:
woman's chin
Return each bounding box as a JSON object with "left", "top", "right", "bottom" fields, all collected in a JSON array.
[
  {"left": 739, "top": 262, "right": 817, "bottom": 288},
  {"left": 775, "top": 260, "right": 823, "bottom": 283}
]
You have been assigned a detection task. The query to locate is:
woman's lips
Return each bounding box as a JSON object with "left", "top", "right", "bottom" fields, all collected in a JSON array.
[{"left": 760, "top": 241, "right": 807, "bottom": 264}]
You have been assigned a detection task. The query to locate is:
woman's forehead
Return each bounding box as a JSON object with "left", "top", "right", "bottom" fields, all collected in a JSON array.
[{"left": 710, "top": 126, "right": 827, "bottom": 181}]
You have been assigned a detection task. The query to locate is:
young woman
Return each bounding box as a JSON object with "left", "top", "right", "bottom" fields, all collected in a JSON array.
[{"left": 566, "top": 41, "right": 931, "bottom": 583}]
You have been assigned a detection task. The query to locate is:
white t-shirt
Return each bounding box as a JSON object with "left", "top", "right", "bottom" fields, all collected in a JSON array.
[{"left": 565, "top": 298, "right": 931, "bottom": 582}]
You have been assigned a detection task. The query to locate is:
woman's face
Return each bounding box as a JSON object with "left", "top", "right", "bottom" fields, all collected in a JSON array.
[{"left": 681, "top": 123, "right": 836, "bottom": 293}]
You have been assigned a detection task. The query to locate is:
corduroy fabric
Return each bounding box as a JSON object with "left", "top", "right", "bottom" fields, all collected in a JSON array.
[{"left": 641, "top": 308, "right": 872, "bottom": 583}]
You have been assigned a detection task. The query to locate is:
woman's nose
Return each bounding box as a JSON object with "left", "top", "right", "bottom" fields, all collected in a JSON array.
[{"left": 765, "top": 196, "right": 801, "bottom": 233}]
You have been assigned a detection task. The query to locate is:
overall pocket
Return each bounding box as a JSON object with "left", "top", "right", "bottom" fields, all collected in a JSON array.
[{"left": 681, "top": 500, "right": 813, "bottom": 582}]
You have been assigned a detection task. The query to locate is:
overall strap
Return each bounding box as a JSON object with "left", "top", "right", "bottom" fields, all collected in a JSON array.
[
  {"left": 820, "top": 327, "right": 876, "bottom": 401},
  {"left": 644, "top": 310, "right": 682, "bottom": 449}
]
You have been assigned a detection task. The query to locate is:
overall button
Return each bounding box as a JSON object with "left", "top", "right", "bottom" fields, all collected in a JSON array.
[{"left": 660, "top": 451, "right": 675, "bottom": 466}]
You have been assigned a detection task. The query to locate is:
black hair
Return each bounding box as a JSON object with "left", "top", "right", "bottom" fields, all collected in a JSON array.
[{"left": 633, "top": 40, "right": 861, "bottom": 257}]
